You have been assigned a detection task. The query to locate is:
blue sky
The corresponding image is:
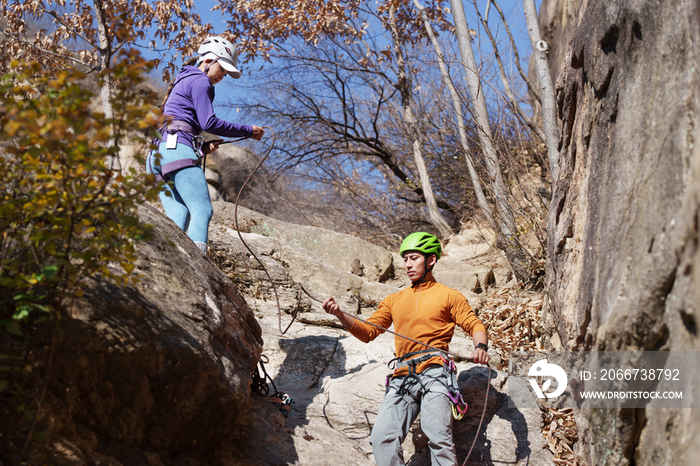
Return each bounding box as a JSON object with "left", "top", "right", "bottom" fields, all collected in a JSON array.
[
  {"left": 147, "top": 0, "right": 540, "bottom": 72},
  {"left": 147, "top": 0, "right": 542, "bottom": 120}
]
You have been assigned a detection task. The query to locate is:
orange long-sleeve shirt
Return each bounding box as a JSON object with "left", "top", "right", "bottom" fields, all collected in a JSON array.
[{"left": 348, "top": 278, "right": 486, "bottom": 376}]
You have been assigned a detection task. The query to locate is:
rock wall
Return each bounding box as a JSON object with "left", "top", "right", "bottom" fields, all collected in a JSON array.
[
  {"left": 543, "top": 0, "right": 700, "bottom": 464},
  {"left": 13, "top": 199, "right": 554, "bottom": 465}
]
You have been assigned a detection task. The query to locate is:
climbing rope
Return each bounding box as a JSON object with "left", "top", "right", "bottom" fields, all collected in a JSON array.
[
  {"left": 230, "top": 127, "right": 491, "bottom": 464},
  {"left": 231, "top": 127, "right": 302, "bottom": 334}
]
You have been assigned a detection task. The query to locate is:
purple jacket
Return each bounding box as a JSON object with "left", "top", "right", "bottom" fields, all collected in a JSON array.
[{"left": 163, "top": 65, "right": 253, "bottom": 149}]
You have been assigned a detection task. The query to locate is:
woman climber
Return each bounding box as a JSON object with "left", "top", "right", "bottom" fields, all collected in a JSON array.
[{"left": 147, "top": 36, "right": 265, "bottom": 253}]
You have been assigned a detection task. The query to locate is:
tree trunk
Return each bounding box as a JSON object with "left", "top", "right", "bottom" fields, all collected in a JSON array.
[
  {"left": 449, "top": 0, "right": 531, "bottom": 282},
  {"left": 523, "top": 0, "right": 560, "bottom": 180},
  {"left": 93, "top": 0, "right": 120, "bottom": 171},
  {"left": 412, "top": 0, "right": 496, "bottom": 231},
  {"left": 93, "top": 0, "right": 113, "bottom": 122},
  {"left": 388, "top": 6, "right": 453, "bottom": 238}
]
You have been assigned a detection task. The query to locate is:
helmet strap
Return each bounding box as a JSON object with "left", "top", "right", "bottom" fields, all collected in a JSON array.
[{"left": 202, "top": 57, "right": 220, "bottom": 75}]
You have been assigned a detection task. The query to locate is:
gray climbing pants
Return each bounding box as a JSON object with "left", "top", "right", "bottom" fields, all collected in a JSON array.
[{"left": 370, "top": 365, "right": 457, "bottom": 466}]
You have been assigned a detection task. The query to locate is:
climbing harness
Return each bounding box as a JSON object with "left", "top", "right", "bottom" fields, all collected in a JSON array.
[
  {"left": 230, "top": 131, "right": 491, "bottom": 465},
  {"left": 148, "top": 122, "right": 247, "bottom": 183},
  {"left": 294, "top": 285, "right": 491, "bottom": 464},
  {"left": 251, "top": 355, "right": 294, "bottom": 418},
  {"left": 387, "top": 349, "right": 468, "bottom": 420}
]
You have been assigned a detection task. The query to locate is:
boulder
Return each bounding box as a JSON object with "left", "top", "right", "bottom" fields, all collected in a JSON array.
[
  {"left": 17, "top": 203, "right": 265, "bottom": 465},
  {"left": 212, "top": 203, "right": 400, "bottom": 285},
  {"left": 434, "top": 226, "right": 513, "bottom": 298}
]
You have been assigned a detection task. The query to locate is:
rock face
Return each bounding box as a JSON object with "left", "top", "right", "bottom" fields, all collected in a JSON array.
[
  {"left": 544, "top": 0, "right": 700, "bottom": 464},
  {"left": 16, "top": 200, "right": 552, "bottom": 465},
  {"left": 21, "top": 203, "right": 265, "bottom": 465}
]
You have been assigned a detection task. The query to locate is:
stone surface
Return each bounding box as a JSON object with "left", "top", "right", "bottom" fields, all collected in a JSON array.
[
  {"left": 543, "top": 0, "right": 700, "bottom": 464},
  {"left": 22, "top": 203, "right": 265, "bottom": 465},
  {"left": 14, "top": 199, "right": 549, "bottom": 465},
  {"left": 213, "top": 203, "right": 401, "bottom": 285}
]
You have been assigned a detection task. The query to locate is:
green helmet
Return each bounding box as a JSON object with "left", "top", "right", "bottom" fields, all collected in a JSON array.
[{"left": 399, "top": 232, "right": 442, "bottom": 259}]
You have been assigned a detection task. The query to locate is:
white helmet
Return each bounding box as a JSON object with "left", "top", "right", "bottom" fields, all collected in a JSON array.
[{"left": 197, "top": 36, "right": 241, "bottom": 79}]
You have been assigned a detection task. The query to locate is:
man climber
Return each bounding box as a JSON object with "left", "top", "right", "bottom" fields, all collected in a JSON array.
[{"left": 322, "top": 232, "right": 489, "bottom": 466}]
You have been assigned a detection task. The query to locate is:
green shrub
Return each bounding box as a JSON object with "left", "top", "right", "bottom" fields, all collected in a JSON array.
[
  {"left": 0, "top": 53, "right": 162, "bottom": 457},
  {"left": 1, "top": 52, "right": 161, "bottom": 327}
]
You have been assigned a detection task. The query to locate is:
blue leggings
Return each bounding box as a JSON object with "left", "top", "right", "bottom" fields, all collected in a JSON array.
[{"left": 147, "top": 141, "right": 213, "bottom": 244}]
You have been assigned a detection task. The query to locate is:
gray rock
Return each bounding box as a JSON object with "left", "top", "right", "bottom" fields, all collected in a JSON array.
[
  {"left": 28, "top": 203, "right": 265, "bottom": 465},
  {"left": 213, "top": 202, "right": 398, "bottom": 284},
  {"left": 544, "top": 0, "right": 700, "bottom": 464}
]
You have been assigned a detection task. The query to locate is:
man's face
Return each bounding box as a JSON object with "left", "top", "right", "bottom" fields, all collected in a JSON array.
[{"left": 403, "top": 251, "right": 434, "bottom": 281}]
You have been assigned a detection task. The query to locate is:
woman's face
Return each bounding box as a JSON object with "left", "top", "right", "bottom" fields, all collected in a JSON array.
[{"left": 204, "top": 61, "right": 227, "bottom": 85}]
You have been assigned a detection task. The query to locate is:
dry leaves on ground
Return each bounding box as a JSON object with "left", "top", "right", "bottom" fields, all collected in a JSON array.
[
  {"left": 478, "top": 287, "right": 544, "bottom": 367},
  {"left": 542, "top": 406, "right": 579, "bottom": 465},
  {"left": 479, "top": 287, "right": 579, "bottom": 465}
]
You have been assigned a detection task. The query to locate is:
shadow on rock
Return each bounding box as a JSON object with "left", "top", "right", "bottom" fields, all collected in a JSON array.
[
  {"left": 455, "top": 366, "right": 531, "bottom": 466},
  {"left": 273, "top": 335, "right": 351, "bottom": 429}
]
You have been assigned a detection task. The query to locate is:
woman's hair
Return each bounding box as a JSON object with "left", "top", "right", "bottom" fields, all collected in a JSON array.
[{"left": 160, "top": 56, "right": 199, "bottom": 112}]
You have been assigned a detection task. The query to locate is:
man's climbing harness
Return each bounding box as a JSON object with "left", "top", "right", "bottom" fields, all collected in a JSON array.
[
  {"left": 251, "top": 355, "right": 294, "bottom": 418},
  {"left": 230, "top": 130, "right": 491, "bottom": 465},
  {"left": 388, "top": 349, "right": 469, "bottom": 420}
]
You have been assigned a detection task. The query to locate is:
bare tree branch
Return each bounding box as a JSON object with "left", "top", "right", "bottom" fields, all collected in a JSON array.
[
  {"left": 523, "top": 0, "right": 560, "bottom": 179},
  {"left": 412, "top": 0, "right": 495, "bottom": 229},
  {"left": 490, "top": 0, "right": 541, "bottom": 104},
  {"left": 42, "top": 8, "right": 99, "bottom": 51},
  {"left": 0, "top": 28, "right": 99, "bottom": 71},
  {"left": 472, "top": 0, "right": 545, "bottom": 141}
]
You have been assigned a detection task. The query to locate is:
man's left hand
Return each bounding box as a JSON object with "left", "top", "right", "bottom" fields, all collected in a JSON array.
[{"left": 471, "top": 348, "right": 489, "bottom": 365}]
